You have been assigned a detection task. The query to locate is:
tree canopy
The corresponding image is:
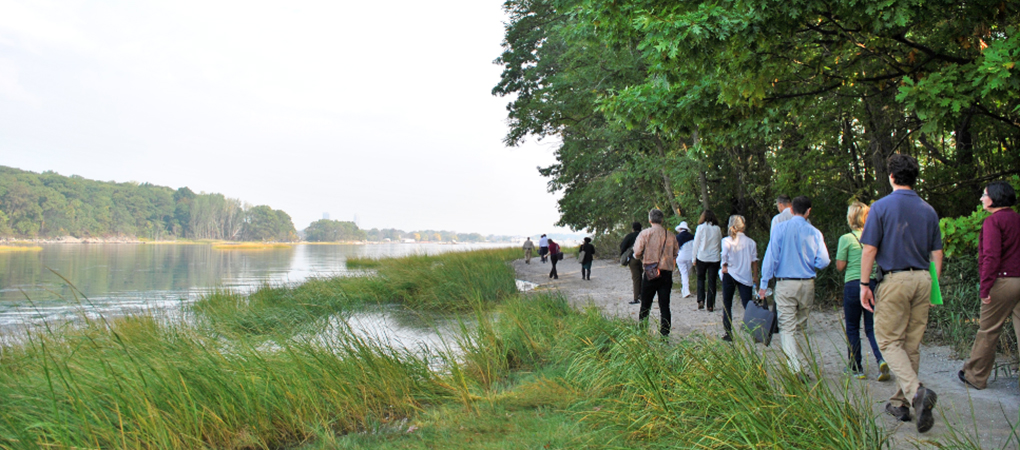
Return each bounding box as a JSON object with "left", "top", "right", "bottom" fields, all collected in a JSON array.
[{"left": 494, "top": 0, "right": 1020, "bottom": 237}]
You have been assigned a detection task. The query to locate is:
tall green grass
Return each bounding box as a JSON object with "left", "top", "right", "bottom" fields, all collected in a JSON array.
[
  {"left": 0, "top": 246, "right": 927, "bottom": 449},
  {"left": 193, "top": 248, "right": 520, "bottom": 337}
]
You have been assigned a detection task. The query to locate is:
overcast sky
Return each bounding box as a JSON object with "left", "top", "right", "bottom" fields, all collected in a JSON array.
[{"left": 0, "top": 0, "right": 573, "bottom": 236}]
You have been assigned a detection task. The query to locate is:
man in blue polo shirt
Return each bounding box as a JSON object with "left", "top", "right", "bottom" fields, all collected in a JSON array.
[
  {"left": 860, "top": 154, "right": 943, "bottom": 433},
  {"left": 759, "top": 196, "right": 830, "bottom": 378}
]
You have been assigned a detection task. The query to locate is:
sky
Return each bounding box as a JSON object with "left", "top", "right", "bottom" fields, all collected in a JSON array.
[{"left": 0, "top": 0, "right": 573, "bottom": 237}]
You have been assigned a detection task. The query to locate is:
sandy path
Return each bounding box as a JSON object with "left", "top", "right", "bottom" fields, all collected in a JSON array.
[{"left": 514, "top": 255, "right": 1020, "bottom": 449}]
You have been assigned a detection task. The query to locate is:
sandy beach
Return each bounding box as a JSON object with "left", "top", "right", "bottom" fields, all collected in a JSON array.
[{"left": 514, "top": 254, "right": 1020, "bottom": 449}]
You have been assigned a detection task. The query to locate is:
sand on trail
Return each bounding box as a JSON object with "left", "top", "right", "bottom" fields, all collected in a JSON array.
[{"left": 514, "top": 254, "right": 1020, "bottom": 449}]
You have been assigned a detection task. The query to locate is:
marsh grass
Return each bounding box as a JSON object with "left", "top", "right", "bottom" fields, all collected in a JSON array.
[
  {"left": 212, "top": 242, "right": 294, "bottom": 250},
  {"left": 0, "top": 245, "right": 42, "bottom": 252},
  {"left": 0, "top": 247, "right": 938, "bottom": 449}
]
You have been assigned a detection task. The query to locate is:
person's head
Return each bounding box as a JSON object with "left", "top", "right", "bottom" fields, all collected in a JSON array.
[
  {"left": 983, "top": 181, "right": 1017, "bottom": 211},
  {"left": 727, "top": 215, "right": 746, "bottom": 239},
  {"left": 541, "top": 234, "right": 546, "bottom": 237},
  {"left": 547, "top": 238, "right": 555, "bottom": 244},
  {"left": 888, "top": 154, "right": 920, "bottom": 188},
  {"left": 632, "top": 221, "right": 642, "bottom": 232},
  {"left": 846, "top": 201, "right": 870, "bottom": 231},
  {"left": 699, "top": 210, "right": 718, "bottom": 226},
  {"left": 792, "top": 196, "right": 811, "bottom": 216},
  {"left": 648, "top": 208, "right": 664, "bottom": 224},
  {"left": 584, "top": 237, "right": 592, "bottom": 244},
  {"left": 526, "top": 237, "right": 531, "bottom": 241},
  {"left": 776, "top": 194, "right": 792, "bottom": 212}
]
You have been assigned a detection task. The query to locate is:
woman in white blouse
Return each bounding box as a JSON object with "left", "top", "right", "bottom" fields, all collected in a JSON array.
[
  {"left": 692, "top": 210, "right": 722, "bottom": 311},
  {"left": 720, "top": 215, "right": 758, "bottom": 341}
]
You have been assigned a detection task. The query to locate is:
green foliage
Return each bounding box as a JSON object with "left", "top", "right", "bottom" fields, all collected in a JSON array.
[
  {"left": 0, "top": 166, "right": 296, "bottom": 241},
  {"left": 495, "top": 0, "right": 1020, "bottom": 241},
  {"left": 940, "top": 207, "right": 990, "bottom": 258},
  {"left": 304, "top": 219, "right": 367, "bottom": 242}
]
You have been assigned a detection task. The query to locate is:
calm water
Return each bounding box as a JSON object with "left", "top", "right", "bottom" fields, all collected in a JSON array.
[{"left": 0, "top": 242, "right": 511, "bottom": 329}]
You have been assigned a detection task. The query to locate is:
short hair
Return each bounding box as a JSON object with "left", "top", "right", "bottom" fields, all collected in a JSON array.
[
  {"left": 846, "top": 201, "right": 870, "bottom": 231},
  {"left": 584, "top": 237, "right": 592, "bottom": 243},
  {"left": 776, "top": 195, "right": 792, "bottom": 206},
  {"left": 699, "top": 210, "right": 718, "bottom": 226},
  {"left": 792, "top": 196, "right": 811, "bottom": 215},
  {"left": 727, "top": 215, "right": 745, "bottom": 239},
  {"left": 888, "top": 154, "right": 920, "bottom": 187},
  {"left": 632, "top": 221, "right": 642, "bottom": 232},
  {"left": 541, "top": 234, "right": 546, "bottom": 237},
  {"left": 987, "top": 181, "right": 1017, "bottom": 208},
  {"left": 648, "top": 209, "right": 664, "bottom": 224}
]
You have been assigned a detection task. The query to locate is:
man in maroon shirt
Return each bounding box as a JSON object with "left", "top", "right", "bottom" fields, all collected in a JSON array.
[{"left": 961, "top": 181, "right": 1020, "bottom": 390}]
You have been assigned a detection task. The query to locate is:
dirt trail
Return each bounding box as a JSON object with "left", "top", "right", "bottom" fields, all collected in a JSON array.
[{"left": 515, "top": 255, "right": 1020, "bottom": 449}]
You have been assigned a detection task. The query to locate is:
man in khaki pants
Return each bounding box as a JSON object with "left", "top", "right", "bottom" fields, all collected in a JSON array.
[
  {"left": 758, "top": 196, "right": 830, "bottom": 378},
  {"left": 860, "top": 154, "right": 943, "bottom": 433}
]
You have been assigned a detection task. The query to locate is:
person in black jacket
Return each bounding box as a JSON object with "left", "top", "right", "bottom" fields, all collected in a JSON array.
[
  {"left": 580, "top": 237, "right": 596, "bottom": 280},
  {"left": 619, "top": 222, "right": 644, "bottom": 304}
]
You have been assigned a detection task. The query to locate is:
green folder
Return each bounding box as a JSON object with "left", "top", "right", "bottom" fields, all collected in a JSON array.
[{"left": 930, "top": 261, "right": 943, "bottom": 305}]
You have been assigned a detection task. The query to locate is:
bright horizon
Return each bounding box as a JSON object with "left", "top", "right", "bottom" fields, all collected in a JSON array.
[{"left": 0, "top": 0, "right": 575, "bottom": 237}]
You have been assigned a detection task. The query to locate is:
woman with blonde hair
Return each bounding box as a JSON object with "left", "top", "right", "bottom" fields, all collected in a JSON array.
[
  {"left": 836, "top": 201, "right": 889, "bottom": 380},
  {"left": 720, "top": 215, "right": 758, "bottom": 341}
]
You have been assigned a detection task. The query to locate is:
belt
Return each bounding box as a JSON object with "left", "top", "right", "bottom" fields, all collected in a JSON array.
[
  {"left": 776, "top": 277, "right": 812, "bottom": 281},
  {"left": 888, "top": 267, "right": 926, "bottom": 274}
]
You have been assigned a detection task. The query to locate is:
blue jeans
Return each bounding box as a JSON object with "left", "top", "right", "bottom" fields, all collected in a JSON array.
[{"left": 844, "top": 280, "right": 884, "bottom": 371}]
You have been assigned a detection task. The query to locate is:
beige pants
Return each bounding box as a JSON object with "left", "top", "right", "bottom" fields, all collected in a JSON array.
[
  {"left": 524, "top": 248, "right": 533, "bottom": 263},
  {"left": 963, "top": 277, "right": 1020, "bottom": 389},
  {"left": 775, "top": 279, "right": 814, "bottom": 373},
  {"left": 874, "top": 270, "right": 931, "bottom": 408}
]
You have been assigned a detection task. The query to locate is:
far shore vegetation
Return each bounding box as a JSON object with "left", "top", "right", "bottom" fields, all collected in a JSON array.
[
  {"left": 0, "top": 248, "right": 1001, "bottom": 449},
  {"left": 0, "top": 166, "right": 517, "bottom": 244}
]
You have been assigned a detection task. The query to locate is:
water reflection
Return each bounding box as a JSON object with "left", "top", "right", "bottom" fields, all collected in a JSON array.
[{"left": 0, "top": 243, "right": 511, "bottom": 328}]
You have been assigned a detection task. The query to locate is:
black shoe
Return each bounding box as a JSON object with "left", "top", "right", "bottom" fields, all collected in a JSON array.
[
  {"left": 885, "top": 402, "right": 911, "bottom": 422},
  {"left": 958, "top": 370, "right": 983, "bottom": 390},
  {"left": 628, "top": 300, "right": 640, "bottom": 305},
  {"left": 707, "top": 306, "right": 714, "bottom": 312},
  {"left": 912, "top": 386, "right": 938, "bottom": 433},
  {"left": 697, "top": 302, "right": 704, "bottom": 310},
  {"left": 721, "top": 334, "right": 732, "bottom": 342}
]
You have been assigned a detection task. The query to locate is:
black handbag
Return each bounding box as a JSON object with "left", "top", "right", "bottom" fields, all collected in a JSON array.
[
  {"left": 743, "top": 298, "right": 778, "bottom": 346},
  {"left": 642, "top": 230, "right": 669, "bottom": 280}
]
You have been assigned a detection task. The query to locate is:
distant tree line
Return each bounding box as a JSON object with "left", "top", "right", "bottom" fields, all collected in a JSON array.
[
  {"left": 303, "top": 222, "right": 514, "bottom": 243},
  {"left": 0, "top": 166, "right": 297, "bottom": 241}
]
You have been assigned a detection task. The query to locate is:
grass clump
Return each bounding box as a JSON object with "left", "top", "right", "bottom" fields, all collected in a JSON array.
[
  {"left": 212, "top": 242, "right": 293, "bottom": 250},
  {"left": 0, "top": 245, "right": 42, "bottom": 252}
]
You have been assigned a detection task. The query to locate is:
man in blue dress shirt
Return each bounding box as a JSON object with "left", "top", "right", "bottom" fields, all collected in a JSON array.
[{"left": 759, "top": 196, "right": 830, "bottom": 378}]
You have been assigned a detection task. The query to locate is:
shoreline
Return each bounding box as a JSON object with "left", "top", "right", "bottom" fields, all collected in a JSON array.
[{"left": 0, "top": 237, "right": 510, "bottom": 246}]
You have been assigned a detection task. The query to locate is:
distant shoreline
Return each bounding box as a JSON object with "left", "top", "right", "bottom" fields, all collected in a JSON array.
[{"left": 0, "top": 236, "right": 512, "bottom": 245}]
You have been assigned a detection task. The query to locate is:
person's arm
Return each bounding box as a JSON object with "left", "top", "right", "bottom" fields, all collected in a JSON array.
[
  {"left": 720, "top": 238, "right": 730, "bottom": 273},
  {"left": 979, "top": 217, "right": 1001, "bottom": 302},
  {"left": 692, "top": 228, "right": 703, "bottom": 260},
  {"left": 814, "top": 230, "right": 831, "bottom": 270},
  {"left": 860, "top": 244, "right": 878, "bottom": 312},
  {"left": 758, "top": 234, "right": 780, "bottom": 297},
  {"left": 633, "top": 232, "right": 646, "bottom": 260}
]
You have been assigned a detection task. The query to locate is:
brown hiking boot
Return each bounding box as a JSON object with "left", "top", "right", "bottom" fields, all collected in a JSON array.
[
  {"left": 885, "top": 402, "right": 911, "bottom": 422},
  {"left": 912, "top": 386, "right": 938, "bottom": 432}
]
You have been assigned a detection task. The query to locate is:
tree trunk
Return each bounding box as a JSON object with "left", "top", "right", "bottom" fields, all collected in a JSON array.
[
  {"left": 653, "top": 137, "right": 683, "bottom": 218},
  {"left": 863, "top": 88, "right": 899, "bottom": 198}
]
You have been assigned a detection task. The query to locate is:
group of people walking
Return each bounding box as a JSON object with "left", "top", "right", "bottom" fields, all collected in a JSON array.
[
  {"left": 608, "top": 154, "right": 1019, "bottom": 434},
  {"left": 523, "top": 234, "right": 594, "bottom": 280}
]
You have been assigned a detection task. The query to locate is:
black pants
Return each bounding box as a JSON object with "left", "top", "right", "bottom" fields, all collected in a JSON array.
[
  {"left": 696, "top": 260, "right": 720, "bottom": 308},
  {"left": 722, "top": 273, "right": 753, "bottom": 336},
  {"left": 549, "top": 256, "right": 558, "bottom": 278},
  {"left": 639, "top": 270, "right": 673, "bottom": 336}
]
